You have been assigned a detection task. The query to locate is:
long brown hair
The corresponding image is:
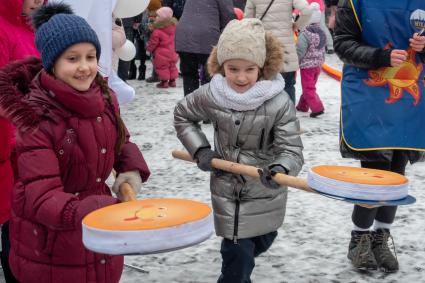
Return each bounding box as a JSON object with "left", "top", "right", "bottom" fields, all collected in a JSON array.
[{"left": 95, "top": 73, "right": 126, "bottom": 154}]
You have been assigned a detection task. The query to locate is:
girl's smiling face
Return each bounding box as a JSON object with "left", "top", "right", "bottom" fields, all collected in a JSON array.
[
  {"left": 223, "top": 59, "right": 260, "bottom": 93},
  {"left": 52, "top": 43, "right": 98, "bottom": 92}
]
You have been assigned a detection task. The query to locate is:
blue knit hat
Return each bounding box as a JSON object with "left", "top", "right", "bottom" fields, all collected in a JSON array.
[{"left": 32, "top": 3, "right": 101, "bottom": 71}]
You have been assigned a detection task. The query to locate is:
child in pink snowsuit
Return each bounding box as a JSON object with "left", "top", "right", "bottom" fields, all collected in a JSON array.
[
  {"left": 295, "top": 2, "right": 326, "bottom": 117},
  {"left": 147, "top": 7, "right": 179, "bottom": 88}
]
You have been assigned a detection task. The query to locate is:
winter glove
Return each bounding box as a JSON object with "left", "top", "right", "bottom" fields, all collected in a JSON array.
[
  {"left": 194, "top": 148, "right": 220, "bottom": 172},
  {"left": 258, "top": 165, "right": 288, "bottom": 189},
  {"left": 112, "top": 170, "right": 142, "bottom": 201},
  {"left": 74, "top": 195, "right": 118, "bottom": 228}
]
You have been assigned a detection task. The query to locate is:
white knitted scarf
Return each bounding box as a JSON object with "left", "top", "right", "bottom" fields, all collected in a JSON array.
[{"left": 210, "top": 74, "right": 285, "bottom": 111}]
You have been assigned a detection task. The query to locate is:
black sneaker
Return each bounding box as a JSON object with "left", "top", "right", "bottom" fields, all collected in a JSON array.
[
  {"left": 310, "top": 110, "right": 324, "bottom": 118},
  {"left": 347, "top": 230, "right": 378, "bottom": 270},
  {"left": 372, "top": 229, "right": 399, "bottom": 273}
]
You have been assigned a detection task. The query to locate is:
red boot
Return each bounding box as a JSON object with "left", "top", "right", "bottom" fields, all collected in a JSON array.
[
  {"left": 156, "top": 80, "right": 169, "bottom": 88},
  {"left": 168, "top": 79, "right": 176, "bottom": 87}
]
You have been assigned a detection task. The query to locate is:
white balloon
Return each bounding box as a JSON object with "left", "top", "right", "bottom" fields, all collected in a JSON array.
[
  {"left": 116, "top": 40, "right": 136, "bottom": 61},
  {"left": 113, "top": 0, "right": 150, "bottom": 18}
]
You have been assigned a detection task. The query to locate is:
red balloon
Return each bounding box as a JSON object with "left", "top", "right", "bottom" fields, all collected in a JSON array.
[{"left": 234, "top": 8, "right": 244, "bottom": 20}]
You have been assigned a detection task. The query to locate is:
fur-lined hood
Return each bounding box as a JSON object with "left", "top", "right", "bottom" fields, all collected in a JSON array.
[
  {"left": 151, "top": 17, "right": 178, "bottom": 30},
  {"left": 0, "top": 57, "right": 43, "bottom": 131},
  {"left": 207, "top": 32, "right": 284, "bottom": 80}
]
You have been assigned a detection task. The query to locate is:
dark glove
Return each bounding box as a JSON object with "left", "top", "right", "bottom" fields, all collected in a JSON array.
[
  {"left": 258, "top": 165, "right": 288, "bottom": 189},
  {"left": 194, "top": 148, "right": 220, "bottom": 172}
]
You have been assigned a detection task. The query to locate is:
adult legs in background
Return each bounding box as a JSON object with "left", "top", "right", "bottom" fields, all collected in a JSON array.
[
  {"left": 179, "top": 52, "right": 209, "bottom": 96},
  {"left": 117, "top": 27, "right": 134, "bottom": 82},
  {"left": 281, "top": 72, "right": 296, "bottom": 104},
  {"left": 1, "top": 222, "right": 19, "bottom": 283},
  {"left": 130, "top": 33, "right": 147, "bottom": 80},
  {"left": 349, "top": 151, "right": 408, "bottom": 272}
]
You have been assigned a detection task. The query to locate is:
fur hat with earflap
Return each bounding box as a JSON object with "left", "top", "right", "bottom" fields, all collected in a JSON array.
[{"left": 208, "top": 18, "right": 284, "bottom": 80}]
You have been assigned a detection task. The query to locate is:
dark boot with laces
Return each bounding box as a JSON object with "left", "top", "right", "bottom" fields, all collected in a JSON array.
[
  {"left": 372, "top": 229, "right": 399, "bottom": 273},
  {"left": 347, "top": 230, "right": 378, "bottom": 270}
]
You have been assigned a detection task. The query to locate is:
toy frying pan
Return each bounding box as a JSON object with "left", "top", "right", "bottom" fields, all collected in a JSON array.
[
  {"left": 82, "top": 183, "right": 214, "bottom": 255},
  {"left": 172, "top": 150, "right": 416, "bottom": 208}
]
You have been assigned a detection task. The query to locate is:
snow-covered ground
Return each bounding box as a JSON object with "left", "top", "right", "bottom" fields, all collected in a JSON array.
[
  {"left": 117, "top": 54, "right": 425, "bottom": 283},
  {"left": 1, "top": 54, "right": 424, "bottom": 283}
]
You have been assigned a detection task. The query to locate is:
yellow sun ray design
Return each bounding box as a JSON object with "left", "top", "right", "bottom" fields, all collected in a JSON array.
[{"left": 364, "top": 47, "right": 423, "bottom": 105}]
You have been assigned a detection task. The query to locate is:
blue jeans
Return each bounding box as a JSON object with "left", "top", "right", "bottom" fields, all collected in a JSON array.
[{"left": 217, "top": 231, "right": 278, "bottom": 283}]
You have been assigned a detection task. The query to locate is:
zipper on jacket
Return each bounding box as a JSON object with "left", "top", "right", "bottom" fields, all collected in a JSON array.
[
  {"left": 258, "top": 128, "right": 265, "bottom": 150},
  {"left": 233, "top": 199, "right": 240, "bottom": 244},
  {"left": 232, "top": 184, "right": 241, "bottom": 244}
]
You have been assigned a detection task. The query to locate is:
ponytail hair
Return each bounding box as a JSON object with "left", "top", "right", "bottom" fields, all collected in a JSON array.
[{"left": 95, "top": 73, "right": 126, "bottom": 154}]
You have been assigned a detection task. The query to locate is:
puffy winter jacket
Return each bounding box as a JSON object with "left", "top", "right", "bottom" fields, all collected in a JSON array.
[
  {"left": 0, "top": 58, "right": 150, "bottom": 283},
  {"left": 244, "top": 0, "right": 312, "bottom": 72},
  {"left": 175, "top": 0, "right": 235, "bottom": 55},
  {"left": 174, "top": 83, "right": 303, "bottom": 240},
  {"left": 0, "top": 0, "right": 43, "bottom": 224},
  {"left": 147, "top": 18, "right": 178, "bottom": 77},
  {"left": 334, "top": 0, "right": 425, "bottom": 163}
]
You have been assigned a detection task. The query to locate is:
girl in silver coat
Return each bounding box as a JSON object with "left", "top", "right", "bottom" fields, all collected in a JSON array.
[{"left": 174, "top": 19, "right": 304, "bottom": 282}]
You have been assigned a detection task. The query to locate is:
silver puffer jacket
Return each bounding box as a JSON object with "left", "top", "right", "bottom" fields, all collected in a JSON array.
[{"left": 174, "top": 84, "right": 304, "bottom": 240}]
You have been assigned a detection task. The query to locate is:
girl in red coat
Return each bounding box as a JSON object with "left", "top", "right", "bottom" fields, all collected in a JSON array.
[
  {"left": 0, "top": 0, "right": 44, "bottom": 282},
  {"left": 147, "top": 7, "right": 179, "bottom": 88},
  {"left": 0, "top": 3, "right": 150, "bottom": 283}
]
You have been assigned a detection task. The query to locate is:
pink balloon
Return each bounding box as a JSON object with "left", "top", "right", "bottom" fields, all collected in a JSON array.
[{"left": 234, "top": 8, "right": 244, "bottom": 20}]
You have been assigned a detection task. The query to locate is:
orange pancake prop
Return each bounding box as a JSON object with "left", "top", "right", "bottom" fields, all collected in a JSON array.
[
  {"left": 172, "top": 150, "right": 416, "bottom": 207},
  {"left": 82, "top": 185, "right": 214, "bottom": 255}
]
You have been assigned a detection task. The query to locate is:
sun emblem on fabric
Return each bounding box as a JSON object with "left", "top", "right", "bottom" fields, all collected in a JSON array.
[{"left": 364, "top": 45, "right": 423, "bottom": 105}]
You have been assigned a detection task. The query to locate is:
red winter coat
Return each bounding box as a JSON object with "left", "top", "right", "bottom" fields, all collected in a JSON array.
[
  {"left": 0, "top": 58, "right": 150, "bottom": 283},
  {"left": 0, "top": 0, "right": 43, "bottom": 224},
  {"left": 147, "top": 18, "right": 179, "bottom": 80}
]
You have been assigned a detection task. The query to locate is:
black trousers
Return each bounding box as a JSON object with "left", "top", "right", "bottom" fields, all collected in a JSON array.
[
  {"left": 117, "top": 27, "right": 135, "bottom": 81},
  {"left": 178, "top": 52, "right": 210, "bottom": 96},
  {"left": 1, "top": 221, "right": 19, "bottom": 282},
  {"left": 352, "top": 151, "right": 409, "bottom": 229},
  {"left": 217, "top": 231, "right": 277, "bottom": 283},
  {"left": 129, "top": 32, "right": 147, "bottom": 78},
  {"left": 281, "top": 71, "right": 296, "bottom": 104}
]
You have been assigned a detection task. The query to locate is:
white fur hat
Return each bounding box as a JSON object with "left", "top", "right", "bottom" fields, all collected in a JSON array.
[
  {"left": 309, "top": 2, "right": 322, "bottom": 24},
  {"left": 216, "top": 18, "right": 266, "bottom": 67}
]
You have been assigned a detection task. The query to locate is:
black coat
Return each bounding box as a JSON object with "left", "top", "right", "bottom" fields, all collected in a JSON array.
[{"left": 334, "top": 0, "right": 425, "bottom": 163}]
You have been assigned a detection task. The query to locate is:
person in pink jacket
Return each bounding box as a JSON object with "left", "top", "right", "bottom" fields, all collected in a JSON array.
[
  {"left": 0, "top": 1, "right": 44, "bottom": 282},
  {"left": 0, "top": 3, "right": 150, "bottom": 282},
  {"left": 147, "top": 7, "right": 179, "bottom": 88}
]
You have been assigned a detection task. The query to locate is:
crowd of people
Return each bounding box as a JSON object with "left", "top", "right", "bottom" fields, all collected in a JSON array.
[{"left": 0, "top": 0, "right": 424, "bottom": 282}]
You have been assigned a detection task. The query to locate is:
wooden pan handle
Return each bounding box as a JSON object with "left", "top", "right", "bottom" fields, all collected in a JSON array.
[
  {"left": 119, "top": 182, "right": 137, "bottom": 202},
  {"left": 172, "top": 150, "right": 314, "bottom": 193},
  {"left": 172, "top": 150, "right": 376, "bottom": 208}
]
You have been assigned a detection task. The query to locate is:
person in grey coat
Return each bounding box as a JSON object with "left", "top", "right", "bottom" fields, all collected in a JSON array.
[
  {"left": 174, "top": 19, "right": 304, "bottom": 282},
  {"left": 175, "top": 0, "right": 235, "bottom": 96}
]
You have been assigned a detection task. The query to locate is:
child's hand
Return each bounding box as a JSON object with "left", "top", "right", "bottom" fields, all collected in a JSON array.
[
  {"left": 409, "top": 32, "right": 425, "bottom": 52},
  {"left": 194, "top": 148, "right": 220, "bottom": 172},
  {"left": 258, "top": 165, "right": 288, "bottom": 189},
  {"left": 390, "top": 49, "right": 408, "bottom": 67}
]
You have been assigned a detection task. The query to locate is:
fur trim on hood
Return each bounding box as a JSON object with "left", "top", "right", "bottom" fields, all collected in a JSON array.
[
  {"left": 0, "top": 57, "right": 42, "bottom": 131},
  {"left": 207, "top": 32, "right": 284, "bottom": 80},
  {"left": 151, "top": 17, "right": 177, "bottom": 30}
]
